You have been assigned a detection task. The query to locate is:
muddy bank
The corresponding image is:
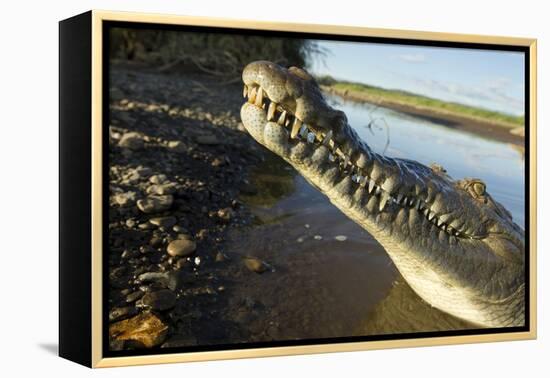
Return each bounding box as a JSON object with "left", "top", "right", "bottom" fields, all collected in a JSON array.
[{"left": 323, "top": 86, "right": 524, "bottom": 146}]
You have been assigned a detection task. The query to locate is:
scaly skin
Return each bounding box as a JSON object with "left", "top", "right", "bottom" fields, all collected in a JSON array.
[{"left": 240, "top": 61, "right": 525, "bottom": 328}]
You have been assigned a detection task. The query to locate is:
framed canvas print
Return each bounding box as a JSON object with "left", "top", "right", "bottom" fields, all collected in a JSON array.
[{"left": 59, "top": 10, "right": 537, "bottom": 368}]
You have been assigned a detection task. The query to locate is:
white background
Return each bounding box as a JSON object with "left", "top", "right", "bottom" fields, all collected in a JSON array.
[{"left": 0, "top": 0, "right": 546, "bottom": 376}]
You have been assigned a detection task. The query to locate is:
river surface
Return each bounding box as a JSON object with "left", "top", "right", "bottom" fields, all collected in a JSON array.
[{"left": 225, "top": 95, "right": 525, "bottom": 341}]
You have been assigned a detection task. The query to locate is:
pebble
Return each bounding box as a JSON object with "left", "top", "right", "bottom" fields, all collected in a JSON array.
[
  {"left": 149, "top": 174, "right": 167, "bottom": 184},
  {"left": 243, "top": 257, "right": 268, "bottom": 274},
  {"left": 147, "top": 183, "right": 177, "bottom": 195},
  {"left": 334, "top": 235, "right": 348, "bottom": 242},
  {"left": 136, "top": 195, "right": 173, "bottom": 213},
  {"left": 109, "top": 312, "right": 169, "bottom": 348},
  {"left": 215, "top": 251, "right": 228, "bottom": 262},
  {"left": 172, "top": 225, "right": 187, "bottom": 233},
  {"left": 211, "top": 157, "right": 225, "bottom": 167},
  {"left": 149, "top": 216, "right": 177, "bottom": 228},
  {"left": 167, "top": 239, "right": 196, "bottom": 257},
  {"left": 217, "top": 207, "right": 234, "bottom": 223},
  {"left": 313, "top": 235, "right": 323, "bottom": 240},
  {"left": 118, "top": 132, "right": 144, "bottom": 150},
  {"left": 137, "top": 271, "right": 179, "bottom": 291},
  {"left": 167, "top": 140, "right": 187, "bottom": 153},
  {"left": 114, "top": 191, "right": 137, "bottom": 207}
]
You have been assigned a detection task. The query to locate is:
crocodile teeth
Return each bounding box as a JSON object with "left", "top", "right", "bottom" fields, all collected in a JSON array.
[
  {"left": 437, "top": 218, "right": 444, "bottom": 227},
  {"left": 379, "top": 192, "right": 390, "bottom": 211},
  {"left": 360, "top": 176, "right": 368, "bottom": 188},
  {"left": 368, "top": 180, "right": 375, "bottom": 193},
  {"left": 255, "top": 87, "right": 264, "bottom": 106},
  {"left": 248, "top": 87, "right": 257, "bottom": 103},
  {"left": 277, "top": 110, "right": 287, "bottom": 126},
  {"left": 322, "top": 130, "right": 333, "bottom": 146},
  {"left": 415, "top": 201, "right": 422, "bottom": 210},
  {"left": 428, "top": 212, "right": 435, "bottom": 221},
  {"left": 267, "top": 102, "right": 277, "bottom": 121},
  {"left": 343, "top": 155, "right": 350, "bottom": 167},
  {"left": 396, "top": 194, "right": 403, "bottom": 204},
  {"left": 307, "top": 132, "right": 315, "bottom": 143},
  {"left": 290, "top": 118, "right": 302, "bottom": 138},
  {"left": 243, "top": 85, "right": 248, "bottom": 98}
]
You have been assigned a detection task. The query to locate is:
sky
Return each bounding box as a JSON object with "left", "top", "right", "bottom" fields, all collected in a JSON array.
[{"left": 309, "top": 40, "right": 525, "bottom": 116}]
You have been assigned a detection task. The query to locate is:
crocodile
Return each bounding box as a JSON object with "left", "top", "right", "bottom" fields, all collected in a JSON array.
[{"left": 240, "top": 60, "right": 525, "bottom": 328}]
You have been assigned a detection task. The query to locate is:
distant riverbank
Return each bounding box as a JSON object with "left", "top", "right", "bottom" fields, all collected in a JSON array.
[{"left": 321, "top": 82, "right": 524, "bottom": 146}]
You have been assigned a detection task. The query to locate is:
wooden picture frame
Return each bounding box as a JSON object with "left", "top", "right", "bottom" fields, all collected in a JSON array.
[{"left": 59, "top": 10, "right": 537, "bottom": 368}]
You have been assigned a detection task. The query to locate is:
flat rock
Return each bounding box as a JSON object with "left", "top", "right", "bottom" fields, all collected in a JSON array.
[
  {"left": 118, "top": 132, "right": 144, "bottom": 150},
  {"left": 167, "top": 239, "right": 196, "bottom": 257},
  {"left": 109, "top": 312, "right": 168, "bottom": 348},
  {"left": 141, "top": 289, "right": 176, "bottom": 311},
  {"left": 137, "top": 195, "right": 173, "bottom": 214}
]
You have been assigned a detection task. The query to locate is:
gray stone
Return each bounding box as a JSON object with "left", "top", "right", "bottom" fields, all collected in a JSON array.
[
  {"left": 137, "top": 195, "right": 173, "bottom": 214},
  {"left": 167, "top": 239, "right": 196, "bottom": 257}
]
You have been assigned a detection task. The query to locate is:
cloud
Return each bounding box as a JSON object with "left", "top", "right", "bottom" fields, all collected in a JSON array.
[{"left": 395, "top": 53, "right": 427, "bottom": 63}]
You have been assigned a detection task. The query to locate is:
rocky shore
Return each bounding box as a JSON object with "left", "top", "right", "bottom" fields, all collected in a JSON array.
[{"left": 107, "top": 65, "right": 270, "bottom": 350}]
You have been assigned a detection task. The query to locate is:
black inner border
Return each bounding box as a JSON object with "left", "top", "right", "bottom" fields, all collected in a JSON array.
[{"left": 102, "top": 20, "right": 531, "bottom": 359}]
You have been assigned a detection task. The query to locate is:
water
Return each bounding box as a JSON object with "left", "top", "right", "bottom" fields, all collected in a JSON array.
[
  {"left": 333, "top": 95, "right": 525, "bottom": 227},
  {"left": 226, "top": 96, "right": 524, "bottom": 340}
]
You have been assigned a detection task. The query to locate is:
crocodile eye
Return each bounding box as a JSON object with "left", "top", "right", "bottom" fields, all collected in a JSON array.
[{"left": 472, "top": 182, "right": 486, "bottom": 196}]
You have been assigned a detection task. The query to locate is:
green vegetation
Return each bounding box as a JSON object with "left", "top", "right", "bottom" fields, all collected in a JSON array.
[{"left": 319, "top": 76, "right": 524, "bottom": 129}]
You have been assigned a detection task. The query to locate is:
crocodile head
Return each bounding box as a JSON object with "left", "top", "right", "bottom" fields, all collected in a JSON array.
[{"left": 240, "top": 61, "right": 525, "bottom": 328}]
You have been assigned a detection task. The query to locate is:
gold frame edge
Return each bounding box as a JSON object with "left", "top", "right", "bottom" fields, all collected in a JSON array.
[{"left": 89, "top": 9, "right": 537, "bottom": 368}]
